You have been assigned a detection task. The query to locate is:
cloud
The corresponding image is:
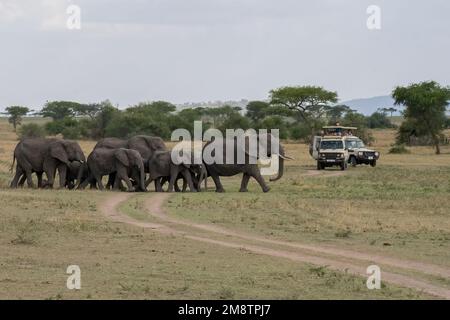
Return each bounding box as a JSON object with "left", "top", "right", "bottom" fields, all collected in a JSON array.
[
  {"left": 0, "top": 1, "right": 24, "bottom": 22},
  {"left": 39, "top": 0, "right": 67, "bottom": 30}
]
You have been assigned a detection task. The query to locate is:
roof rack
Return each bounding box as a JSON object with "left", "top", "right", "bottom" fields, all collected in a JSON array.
[{"left": 322, "top": 126, "right": 358, "bottom": 130}]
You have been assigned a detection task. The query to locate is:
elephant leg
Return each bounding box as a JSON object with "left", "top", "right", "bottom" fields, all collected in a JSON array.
[
  {"left": 154, "top": 179, "right": 163, "bottom": 192},
  {"left": 120, "top": 175, "right": 134, "bottom": 192},
  {"left": 18, "top": 172, "right": 27, "bottom": 187},
  {"left": 105, "top": 173, "right": 114, "bottom": 189},
  {"left": 57, "top": 164, "right": 67, "bottom": 189},
  {"left": 24, "top": 168, "right": 35, "bottom": 188},
  {"left": 89, "top": 178, "right": 97, "bottom": 189},
  {"left": 145, "top": 177, "right": 153, "bottom": 188},
  {"left": 95, "top": 174, "right": 105, "bottom": 191},
  {"left": 181, "top": 169, "right": 196, "bottom": 192},
  {"left": 112, "top": 176, "right": 120, "bottom": 191},
  {"left": 182, "top": 176, "right": 188, "bottom": 192},
  {"left": 116, "top": 167, "right": 134, "bottom": 192},
  {"left": 37, "top": 172, "right": 43, "bottom": 188},
  {"left": 251, "top": 168, "right": 270, "bottom": 193},
  {"left": 167, "top": 174, "right": 177, "bottom": 192},
  {"left": 45, "top": 167, "right": 56, "bottom": 189},
  {"left": 10, "top": 167, "right": 24, "bottom": 188},
  {"left": 239, "top": 173, "right": 251, "bottom": 192},
  {"left": 78, "top": 174, "right": 92, "bottom": 190},
  {"left": 210, "top": 174, "right": 225, "bottom": 193}
]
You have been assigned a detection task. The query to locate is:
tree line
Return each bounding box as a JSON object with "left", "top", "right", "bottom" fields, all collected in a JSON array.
[{"left": 3, "top": 82, "right": 449, "bottom": 152}]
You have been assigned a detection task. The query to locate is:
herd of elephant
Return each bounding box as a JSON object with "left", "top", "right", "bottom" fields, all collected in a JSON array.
[{"left": 9, "top": 134, "right": 290, "bottom": 193}]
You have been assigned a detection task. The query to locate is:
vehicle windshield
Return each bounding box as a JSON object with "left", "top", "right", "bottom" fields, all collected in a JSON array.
[
  {"left": 320, "top": 140, "right": 343, "bottom": 149},
  {"left": 345, "top": 139, "right": 365, "bottom": 149}
]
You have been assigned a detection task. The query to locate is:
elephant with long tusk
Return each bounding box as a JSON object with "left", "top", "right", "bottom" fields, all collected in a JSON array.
[{"left": 202, "top": 133, "right": 293, "bottom": 193}]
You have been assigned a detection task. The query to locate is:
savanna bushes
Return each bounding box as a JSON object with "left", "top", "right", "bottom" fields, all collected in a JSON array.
[
  {"left": 16, "top": 99, "right": 394, "bottom": 142},
  {"left": 12, "top": 89, "right": 395, "bottom": 142}
]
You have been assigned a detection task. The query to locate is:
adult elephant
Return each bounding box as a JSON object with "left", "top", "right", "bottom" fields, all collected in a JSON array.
[
  {"left": 203, "top": 134, "right": 292, "bottom": 193},
  {"left": 10, "top": 138, "right": 86, "bottom": 188},
  {"left": 94, "top": 136, "right": 166, "bottom": 159},
  {"left": 94, "top": 135, "right": 167, "bottom": 190},
  {"left": 94, "top": 137, "right": 127, "bottom": 150},
  {"left": 78, "top": 148, "right": 146, "bottom": 192},
  {"left": 14, "top": 160, "right": 88, "bottom": 189}
]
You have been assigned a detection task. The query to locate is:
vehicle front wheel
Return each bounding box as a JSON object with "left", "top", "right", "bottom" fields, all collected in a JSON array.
[
  {"left": 317, "top": 161, "right": 322, "bottom": 170},
  {"left": 350, "top": 156, "right": 357, "bottom": 167},
  {"left": 340, "top": 162, "right": 347, "bottom": 171},
  {"left": 370, "top": 160, "right": 377, "bottom": 167}
]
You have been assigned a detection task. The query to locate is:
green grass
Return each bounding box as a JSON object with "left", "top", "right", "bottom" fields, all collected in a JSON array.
[{"left": 167, "top": 165, "right": 450, "bottom": 267}]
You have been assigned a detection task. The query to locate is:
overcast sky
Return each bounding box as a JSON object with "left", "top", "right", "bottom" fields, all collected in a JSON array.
[{"left": 1, "top": 0, "right": 449, "bottom": 109}]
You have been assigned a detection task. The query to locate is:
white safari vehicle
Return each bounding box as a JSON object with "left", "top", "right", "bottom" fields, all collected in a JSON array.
[
  {"left": 310, "top": 126, "right": 379, "bottom": 170},
  {"left": 311, "top": 136, "right": 349, "bottom": 171},
  {"left": 344, "top": 137, "right": 380, "bottom": 167}
]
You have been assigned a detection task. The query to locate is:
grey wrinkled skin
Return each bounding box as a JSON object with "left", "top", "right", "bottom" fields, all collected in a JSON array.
[
  {"left": 146, "top": 150, "right": 196, "bottom": 193},
  {"left": 203, "top": 135, "right": 288, "bottom": 193},
  {"left": 16, "top": 160, "right": 89, "bottom": 189},
  {"left": 78, "top": 148, "right": 146, "bottom": 192},
  {"left": 94, "top": 136, "right": 166, "bottom": 190},
  {"left": 10, "top": 138, "right": 86, "bottom": 189}
]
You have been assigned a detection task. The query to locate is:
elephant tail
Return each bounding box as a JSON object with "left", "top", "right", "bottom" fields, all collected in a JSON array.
[{"left": 10, "top": 154, "right": 15, "bottom": 172}]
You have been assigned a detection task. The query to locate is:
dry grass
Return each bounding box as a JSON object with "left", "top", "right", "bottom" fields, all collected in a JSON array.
[{"left": 0, "top": 118, "right": 448, "bottom": 299}]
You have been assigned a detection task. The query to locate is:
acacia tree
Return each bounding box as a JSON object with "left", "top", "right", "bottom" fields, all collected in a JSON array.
[
  {"left": 378, "top": 107, "right": 397, "bottom": 117},
  {"left": 40, "top": 101, "right": 80, "bottom": 120},
  {"left": 326, "top": 104, "right": 353, "bottom": 124},
  {"left": 245, "top": 101, "right": 270, "bottom": 122},
  {"left": 269, "top": 86, "right": 338, "bottom": 133},
  {"left": 392, "top": 81, "right": 450, "bottom": 154},
  {"left": 5, "top": 106, "right": 30, "bottom": 131}
]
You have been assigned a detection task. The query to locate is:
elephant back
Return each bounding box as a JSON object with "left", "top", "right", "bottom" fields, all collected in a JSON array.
[
  {"left": 94, "top": 138, "right": 127, "bottom": 150},
  {"left": 127, "top": 135, "right": 167, "bottom": 161}
]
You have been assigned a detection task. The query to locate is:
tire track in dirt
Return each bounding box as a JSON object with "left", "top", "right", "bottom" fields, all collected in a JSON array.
[
  {"left": 145, "top": 193, "right": 450, "bottom": 280},
  {"left": 100, "top": 192, "right": 450, "bottom": 299}
]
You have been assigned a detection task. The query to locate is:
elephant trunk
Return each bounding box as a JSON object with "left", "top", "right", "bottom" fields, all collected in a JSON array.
[
  {"left": 76, "top": 151, "right": 86, "bottom": 163},
  {"left": 75, "top": 163, "right": 86, "bottom": 188},
  {"left": 140, "top": 164, "right": 146, "bottom": 192},
  {"left": 270, "top": 156, "right": 284, "bottom": 182}
]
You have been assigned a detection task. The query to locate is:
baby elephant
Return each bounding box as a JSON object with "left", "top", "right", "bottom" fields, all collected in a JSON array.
[
  {"left": 79, "top": 148, "right": 146, "bottom": 192},
  {"left": 147, "top": 150, "right": 196, "bottom": 192}
]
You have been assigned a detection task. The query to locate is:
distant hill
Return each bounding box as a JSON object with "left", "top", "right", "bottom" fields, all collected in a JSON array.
[
  {"left": 177, "top": 96, "right": 401, "bottom": 116},
  {"left": 340, "top": 95, "right": 399, "bottom": 115}
]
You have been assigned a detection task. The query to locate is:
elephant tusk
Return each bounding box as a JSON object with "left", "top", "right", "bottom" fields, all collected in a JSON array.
[{"left": 278, "top": 154, "right": 294, "bottom": 160}]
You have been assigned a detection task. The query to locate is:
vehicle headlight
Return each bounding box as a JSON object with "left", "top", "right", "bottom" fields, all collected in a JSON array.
[
  {"left": 358, "top": 151, "right": 363, "bottom": 156},
  {"left": 320, "top": 153, "right": 326, "bottom": 158},
  {"left": 375, "top": 152, "right": 379, "bottom": 157}
]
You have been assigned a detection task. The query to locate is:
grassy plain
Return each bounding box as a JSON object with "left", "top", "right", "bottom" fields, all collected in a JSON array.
[{"left": 0, "top": 118, "right": 448, "bottom": 299}]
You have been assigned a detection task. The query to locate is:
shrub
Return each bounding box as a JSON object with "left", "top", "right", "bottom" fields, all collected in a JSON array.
[
  {"left": 289, "top": 124, "right": 311, "bottom": 141},
  {"left": 388, "top": 144, "right": 410, "bottom": 154},
  {"left": 61, "top": 127, "right": 81, "bottom": 140},
  {"left": 367, "top": 112, "right": 394, "bottom": 129},
  {"left": 18, "top": 123, "right": 46, "bottom": 139}
]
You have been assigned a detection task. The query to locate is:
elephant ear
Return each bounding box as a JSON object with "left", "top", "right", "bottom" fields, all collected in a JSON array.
[
  {"left": 50, "top": 142, "right": 69, "bottom": 164},
  {"left": 147, "top": 136, "right": 166, "bottom": 151},
  {"left": 242, "top": 134, "right": 260, "bottom": 160},
  {"left": 115, "top": 149, "right": 129, "bottom": 167},
  {"left": 132, "top": 151, "right": 143, "bottom": 169}
]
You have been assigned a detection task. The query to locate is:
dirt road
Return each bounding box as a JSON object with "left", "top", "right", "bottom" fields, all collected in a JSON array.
[{"left": 100, "top": 190, "right": 450, "bottom": 299}]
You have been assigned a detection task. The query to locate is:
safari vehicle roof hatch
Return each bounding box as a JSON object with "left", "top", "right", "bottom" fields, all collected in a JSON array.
[
  {"left": 322, "top": 126, "right": 358, "bottom": 130},
  {"left": 321, "top": 125, "right": 357, "bottom": 137}
]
